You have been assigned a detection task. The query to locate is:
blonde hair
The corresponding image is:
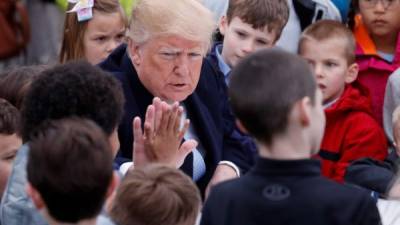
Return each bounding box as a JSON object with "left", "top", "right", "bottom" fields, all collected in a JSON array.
[
  {"left": 59, "top": 0, "right": 127, "bottom": 64},
  {"left": 128, "top": 0, "right": 216, "bottom": 53},
  {"left": 299, "top": 20, "right": 356, "bottom": 64}
]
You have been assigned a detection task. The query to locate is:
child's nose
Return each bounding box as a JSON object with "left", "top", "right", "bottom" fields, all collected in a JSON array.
[{"left": 241, "top": 40, "right": 255, "bottom": 54}]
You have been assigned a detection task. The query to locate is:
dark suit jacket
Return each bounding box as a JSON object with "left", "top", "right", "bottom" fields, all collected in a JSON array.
[
  {"left": 99, "top": 44, "right": 255, "bottom": 191},
  {"left": 201, "top": 157, "right": 381, "bottom": 225}
]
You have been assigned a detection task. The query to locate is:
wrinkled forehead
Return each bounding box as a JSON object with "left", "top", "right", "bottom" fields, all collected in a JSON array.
[{"left": 143, "top": 35, "right": 207, "bottom": 54}]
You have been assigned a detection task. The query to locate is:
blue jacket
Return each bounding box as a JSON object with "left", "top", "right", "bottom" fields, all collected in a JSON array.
[{"left": 99, "top": 44, "right": 255, "bottom": 191}]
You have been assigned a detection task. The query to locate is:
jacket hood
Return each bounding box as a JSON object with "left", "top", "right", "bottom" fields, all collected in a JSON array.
[{"left": 325, "top": 81, "right": 373, "bottom": 116}]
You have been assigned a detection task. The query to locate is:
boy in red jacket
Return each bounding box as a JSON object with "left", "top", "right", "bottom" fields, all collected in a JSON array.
[{"left": 298, "top": 20, "right": 387, "bottom": 182}]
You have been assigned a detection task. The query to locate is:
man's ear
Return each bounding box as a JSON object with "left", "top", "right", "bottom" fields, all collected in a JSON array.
[
  {"left": 297, "top": 97, "right": 312, "bottom": 127},
  {"left": 218, "top": 16, "right": 228, "bottom": 36},
  {"left": 235, "top": 119, "right": 248, "bottom": 134},
  {"left": 345, "top": 63, "right": 358, "bottom": 83},
  {"left": 26, "top": 183, "right": 45, "bottom": 210},
  {"left": 128, "top": 38, "right": 142, "bottom": 66}
]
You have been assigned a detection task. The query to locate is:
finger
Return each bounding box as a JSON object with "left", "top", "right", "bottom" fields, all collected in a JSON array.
[
  {"left": 178, "top": 119, "right": 190, "bottom": 139},
  {"left": 144, "top": 121, "right": 153, "bottom": 140},
  {"left": 167, "top": 102, "right": 179, "bottom": 131},
  {"left": 173, "top": 106, "right": 184, "bottom": 133},
  {"left": 153, "top": 98, "right": 162, "bottom": 130},
  {"left": 132, "top": 117, "right": 143, "bottom": 141},
  {"left": 159, "top": 102, "right": 171, "bottom": 133},
  {"left": 145, "top": 105, "right": 155, "bottom": 136}
]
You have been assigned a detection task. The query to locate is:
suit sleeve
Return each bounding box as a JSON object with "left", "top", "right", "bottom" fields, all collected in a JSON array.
[{"left": 332, "top": 114, "right": 388, "bottom": 182}]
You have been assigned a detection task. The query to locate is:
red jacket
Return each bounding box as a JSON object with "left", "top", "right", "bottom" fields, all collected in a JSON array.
[{"left": 319, "top": 82, "right": 388, "bottom": 183}]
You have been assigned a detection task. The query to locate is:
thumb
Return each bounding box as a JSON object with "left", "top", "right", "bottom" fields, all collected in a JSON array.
[{"left": 179, "top": 140, "right": 197, "bottom": 156}]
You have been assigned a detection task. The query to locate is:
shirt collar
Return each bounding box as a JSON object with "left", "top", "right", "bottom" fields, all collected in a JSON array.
[{"left": 215, "top": 44, "right": 231, "bottom": 77}]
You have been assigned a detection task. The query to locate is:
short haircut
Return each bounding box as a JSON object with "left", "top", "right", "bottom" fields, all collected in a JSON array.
[
  {"left": 110, "top": 164, "right": 201, "bottom": 225},
  {"left": 0, "top": 65, "right": 46, "bottom": 109},
  {"left": 20, "top": 61, "right": 124, "bottom": 142},
  {"left": 226, "top": 0, "right": 289, "bottom": 39},
  {"left": 129, "top": 0, "right": 215, "bottom": 53},
  {"left": 27, "top": 118, "right": 113, "bottom": 223},
  {"left": 298, "top": 20, "right": 356, "bottom": 64},
  {"left": 0, "top": 98, "right": 20, "bottom": 135},
  {"left": 59, "top": 0, "right": 127, "bottom": 63},
  {"left": 229, "top": 48, "right": 316, "bottom": 145}
]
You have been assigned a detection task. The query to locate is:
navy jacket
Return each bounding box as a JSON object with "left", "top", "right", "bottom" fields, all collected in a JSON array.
[
  {"left": 201, "top": 157, "right": 381, "bottom": 225},
  {"left": 99, "top": 44, "right": 255, "bottom": 191}
]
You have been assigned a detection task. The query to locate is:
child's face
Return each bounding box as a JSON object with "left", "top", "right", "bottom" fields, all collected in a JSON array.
[
  {"left": 219, "top": 16, "right": 277, "bottom": 68},
  {"left": 299, "top": 38, "right": 357, "bottom": 104},
  {"left": 83, "top": 11, "right": 126, "bottom": 65},
  {"left": 0, "top": 134, "right": 22, "bottom": 196},
  {"left": 358, "top": 0, "right": 400, "bottom": 39}
]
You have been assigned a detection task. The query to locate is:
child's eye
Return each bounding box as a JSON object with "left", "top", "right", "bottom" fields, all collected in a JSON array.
[
  {"left": 236, "top": 31, "right": 247, "bottom": 38},
  {"left": 256, "top": 39, "right": 268, "bottom": 46},
  {"left": 326, "top": 62, "right": 337, "bottom": 67},
  {"left": 95, "top": 36, "right": 107, "bottom": 42},
  {"left": 115, "top": 33, "right": 126, "bottom": 42}
]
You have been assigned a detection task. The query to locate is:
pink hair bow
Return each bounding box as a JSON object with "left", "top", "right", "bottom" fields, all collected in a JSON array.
[{"left": 67, "top": 0, "right": 94, "bottom": 22}]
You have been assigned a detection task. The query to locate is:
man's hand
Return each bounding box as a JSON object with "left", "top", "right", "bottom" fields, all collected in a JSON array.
[
  {"left": 132, "top": 97, "right": 197, "bottom": 168},
  {"left": 205, "top": 164, "right": 239, "bottom": 198}
]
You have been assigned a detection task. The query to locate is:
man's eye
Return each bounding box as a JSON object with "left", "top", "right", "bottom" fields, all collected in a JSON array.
[
  {"left": 325, "top": 62, "right": 337, "bottom": 67},
  {"left": 188, "top": 53, "right": 202, "bottom": 58}
]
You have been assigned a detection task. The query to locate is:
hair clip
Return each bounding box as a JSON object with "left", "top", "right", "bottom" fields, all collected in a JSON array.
[{"left": 67, "top": 0, "right": 94, "bottom": 22}]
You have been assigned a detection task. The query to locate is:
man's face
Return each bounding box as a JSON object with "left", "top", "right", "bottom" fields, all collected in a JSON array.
[
  {"left": 129, "top": 35, "right": 204, "bottom": 102},
  {"left": 299, "top": 38, "right": 357, "bottom": 104},
  {"left": 219, "top": 16, "right": 277, "bottom": 68},
  {"left": 0, "top": 134, "right": 22, "bottom": 196}
]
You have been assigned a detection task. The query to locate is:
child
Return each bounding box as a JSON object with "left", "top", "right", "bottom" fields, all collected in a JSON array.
[
  {"left": 109, "top": 164, "right": 201, "bottom": 225},
  {"left": 298, "top": 20, "right": 387, "bottom": 182},
  {"left": 0, "top": 98, "right": 22, "bottom": 199},
  {"left": 201, "top": 48, "right": 380, "bottom": 225},
  {"left": 59, "top": 0, "right": 127, "bottom": 65},
  {"left": 0, "top": 65, "right": 45, "bottom": 109},
  {"left": 26, "top": 118, "right": 117, "bottom": 225},
  {"left": 205, "top": 0, "right": 289, "bottom": 86},
  {"left": 348, "top": 0, "right": 400, "bottom": 126}
]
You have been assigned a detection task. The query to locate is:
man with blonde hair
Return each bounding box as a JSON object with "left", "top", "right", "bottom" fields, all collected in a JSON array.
[{"left": 100, "top": 0, "right": 255, "bottom": 194}]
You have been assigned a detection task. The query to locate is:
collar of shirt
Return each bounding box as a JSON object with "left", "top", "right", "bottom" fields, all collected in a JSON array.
[{"left": 215, "top": 44, "right": 232, "bottom": 84}]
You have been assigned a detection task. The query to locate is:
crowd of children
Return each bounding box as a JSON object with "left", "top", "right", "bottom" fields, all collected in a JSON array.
[{"left": 0, "top": 0, "right": 400, "bottom": 224}]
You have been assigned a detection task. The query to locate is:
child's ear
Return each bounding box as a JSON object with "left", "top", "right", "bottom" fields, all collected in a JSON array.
[
  {"left": 235, "top": 119, "right": 248, "bottom": 134},
  {"left": 298, "top": 97, "right": 312, "bottom": 127},
  {"left": 127, "top": 38, "right": 142, "bottom": 66},
  {"left": 218, "top": 16, "right": 228, "bottom": 36},
  {"left": 26, "top": 183, "right": 45, "bottom": 210},
  {"left": 345, "top": 63, "right": 359, "bottom": 83}
]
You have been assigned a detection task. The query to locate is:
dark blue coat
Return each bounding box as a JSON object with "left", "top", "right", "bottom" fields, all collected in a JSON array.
[{"left": 99, "top": 44, "right": 255, "bottom": 191}]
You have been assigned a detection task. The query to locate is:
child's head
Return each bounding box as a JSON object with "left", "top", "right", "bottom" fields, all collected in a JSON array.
[
  {"left": 60, "top": 0, "right": 127, "bottom": 65},
  {"left": 298, "top": 20, "right": 359, "bottom": 105},
  {"left": 21, "top": 61, "right": 124, "bottom": 157},
  {"left": 110, "top": 164, "right": 201, "bottom": 225},
  {"left": 229, "top": 49, "right": 324, "bottom": 156},
  {"left": 0, "top": 65, "right": 46, "bottom": 109},
  {"left": 0, "top": 98, "right": 22, "bottom": 198},
  {"left": 352, "top": 0, "right": 400, "bottom": 42},
  {"left": 219, "top": 0, "right": 289, "bottom": 67},
  {"left": 26, "top": 118, "right": 115, "bottom": 224}
]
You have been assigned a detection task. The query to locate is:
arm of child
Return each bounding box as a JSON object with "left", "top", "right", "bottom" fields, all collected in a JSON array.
[{"left": 332, "top": 114, "right": 388, "bottom": 183}]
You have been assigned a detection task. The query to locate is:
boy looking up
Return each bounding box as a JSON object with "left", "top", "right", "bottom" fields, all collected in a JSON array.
[
  {"left": 298, "top": 20, "right": 387, "bottom": 182},
  {"left": 201, "top": 48, "right": 380, "bottom": 225}
]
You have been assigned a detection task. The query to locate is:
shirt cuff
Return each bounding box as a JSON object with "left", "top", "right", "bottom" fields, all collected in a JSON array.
[
  {"left": 119, "top": 162, "right": 134, "bottom": 175},
  {"left": 218, "top": 160, "right": 240, "bottom": 177}
]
